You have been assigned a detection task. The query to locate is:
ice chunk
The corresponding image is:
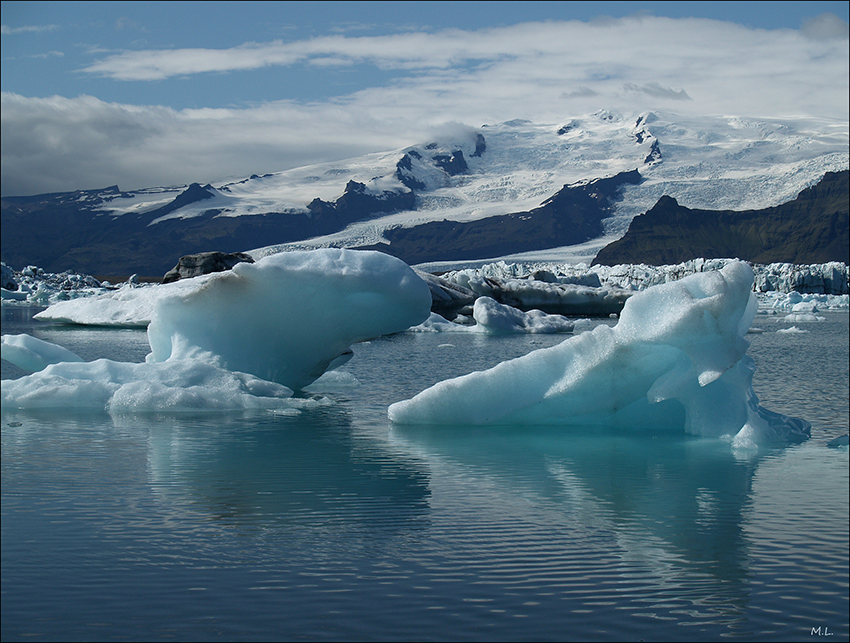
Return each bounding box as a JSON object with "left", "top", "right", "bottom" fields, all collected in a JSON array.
[
  {"left": 408, "top": 312, "right": 470, "bottom": 332},
  {"left": 3, "top": 249, "right": 431, "bottom": 411},
  {"left": 146, "top": 249, "right": 431, "bottom": 389},
  {"left": 407, "top": 299, "right": 574, "bottom": 334},
  {"left": 1, "top": 348, "right": 297, "bottom": 412},
  {"left": 2, "top": 333, "right": 85, "bottom": 372},
  {"left": 776, "top": 326, "right": 809, "bottom": 334},
  {"left": 781, "top": 312, "right": 825, "bottom": 322},
  {"left": 34, "top": 278, "right": 208, "bottom": 327},
  {"left": 388, "top": 261, "right": 810, "bottom": 448},
  {"left": 471, "top": 297, "right": 574, "bottom": 334}
]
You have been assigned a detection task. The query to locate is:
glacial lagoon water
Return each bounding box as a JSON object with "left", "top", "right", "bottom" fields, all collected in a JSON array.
[{"left": 2, "top": 306, "right": 848, "bottom": 642}]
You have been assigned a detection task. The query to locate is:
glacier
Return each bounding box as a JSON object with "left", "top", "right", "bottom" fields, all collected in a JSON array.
[
  {"left": 388, "top": 261, "right": 812, "bottom": 450},
  {"left": 1, "top": 249, "right": 431, "bottom": 411}
]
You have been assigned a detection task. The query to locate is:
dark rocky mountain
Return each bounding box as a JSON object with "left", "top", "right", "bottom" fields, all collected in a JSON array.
[
  {"left": 0, "top": 161, "right": 639, "bottom": 277},
  {"left": 592, "top": 170, "right": 849, "bottom": 266},
  {"left": 0, "top": 180, "right": 416, "bottom": 278},
  {"left": 0, "top": 134, "right": 488, "bottom": 277},
  {"left": 3, "top": 112, "right": 846, "bottom": 278},
  {"left": 359, "top": 170, "right": 642, "bottom": 265},
  {"left": 306, "top": 180, "right": 415, "bottom": 226}
]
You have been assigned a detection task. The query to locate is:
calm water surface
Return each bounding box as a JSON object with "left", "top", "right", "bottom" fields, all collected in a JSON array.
[{"left": 2, "top": 306, "right": 848, "bottom": 641}]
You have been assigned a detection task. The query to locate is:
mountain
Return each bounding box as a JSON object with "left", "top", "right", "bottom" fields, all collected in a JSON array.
[
  {"left": 357, "top": 170, "right": 642, "bottom": 264},
  {"left": 2, "top": 111, "right": 847, "bottom": 277},
  {"left": 592, "top": 170, "right": 849, "bottom": 266}
]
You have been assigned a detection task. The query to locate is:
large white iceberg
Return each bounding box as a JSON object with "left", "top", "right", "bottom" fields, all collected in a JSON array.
[
  {"left": 388, "top": 261, "right": 811, "bottom": 449},
  {"left": 2, "top": 249, "right": 432, "bottom": 411},
  {"left": 146, "top": 249, "right": 431, "bottom": 389}
]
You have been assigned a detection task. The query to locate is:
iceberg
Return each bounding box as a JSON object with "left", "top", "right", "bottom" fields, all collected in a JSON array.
[
  {"left": 1, "top": 333, "right": 86, "bottom": 372},
  {"left": 388, "top": 261, "right": 811, "bottom": 449},
  {"left": 410, "top": 297, "right": 575, "bottom": 334},
  {"left": 2, "top": 249, "right": 432, "bottom": 411},
  {"left": 146, "top": 249, "right": 431, "bottom": 389},
  {"left": 470, "top": 297, "right": 575, "bottom": 334},
  {"left": 0, "top": 352, "right": 299, "bottom": 412}
]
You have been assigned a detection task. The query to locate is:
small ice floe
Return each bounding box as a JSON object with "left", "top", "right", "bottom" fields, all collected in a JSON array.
[
  {"left": 776, "top": 326, "right": 809, "bottom": 334},
  {"left": 826, "top": 435, "right": 849, "bottom": 448}
]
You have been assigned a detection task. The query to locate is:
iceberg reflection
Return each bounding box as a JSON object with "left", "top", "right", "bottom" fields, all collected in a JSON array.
[
  {"left": 390, "top": 422, "right": 766, "bottom": 615},
  {"left": 131, "top": 408, "right": 432, "bottom": 533}
]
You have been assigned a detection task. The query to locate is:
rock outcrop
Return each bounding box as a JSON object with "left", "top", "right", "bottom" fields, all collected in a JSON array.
[
  {"left": 162, "top": 251, "right": 255, "bottom": 283},
  {"left": 593, "top": 170, "right": 849, "bottom": 266},
  {"left": 362, "top": 170, "right": 643, "bottom": 265}
]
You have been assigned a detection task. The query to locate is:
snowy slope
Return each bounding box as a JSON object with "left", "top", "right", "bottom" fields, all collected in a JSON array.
[
  {"left": 247, "top": 111, "right": 847, "bottom": 265},
  {"left": 233, "top": 111, "right": 847, "bottom": 262},
  {"left": 10, "top": 109, "right": 847, "bottom": 272}
]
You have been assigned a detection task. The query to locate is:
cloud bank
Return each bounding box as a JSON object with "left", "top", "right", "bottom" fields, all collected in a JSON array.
[{"left": 3, "top": 16, "right": 848, "bottom": 196}]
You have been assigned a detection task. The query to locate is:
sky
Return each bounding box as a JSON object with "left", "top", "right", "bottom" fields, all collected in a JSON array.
[{"left": 2, "top": 1, "right": 848, "bottom": 196}]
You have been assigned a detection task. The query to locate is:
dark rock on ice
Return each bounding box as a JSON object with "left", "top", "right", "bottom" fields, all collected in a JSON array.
[
  {"left": 413, "top": 269, "right": 477, "bottom": 316},
  {"left": 162, "top": 251, "right": 255, "bottom": 283},
  {"left": 1, "top": 261, "right": 18, "bottom": 290},
  {"left": 432, "top": 150, "right": 468, "bottom": 176},
  {"left": 643, "top": 139, "right": 662, "bottom": 164}
]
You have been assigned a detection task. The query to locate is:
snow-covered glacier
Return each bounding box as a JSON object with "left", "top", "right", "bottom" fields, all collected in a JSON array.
[{"left": 388, "top": 261, "right": 811, "bottom": 450}]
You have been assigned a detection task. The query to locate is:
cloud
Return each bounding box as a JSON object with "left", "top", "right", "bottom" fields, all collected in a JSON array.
[
  {"left": 1, "top": 24, "right": 60, "bottom": 35},
  {"left": 801, "top": 12, "right": 849, "bottom": 40},
  {"left": 623, "top": 82, "right": 691, "bottom": 101},
  {"left": 81, "top": 42, "right": 306, "bottom": 81},
  {"left": 3, "top": 17, "right": 848, "bottom": 196},
  {"left": 30, "top": 51, "right": 64, "bottom": 59},
  {"left": 0, "top": 92, "right": 420, "bottom": 195}
]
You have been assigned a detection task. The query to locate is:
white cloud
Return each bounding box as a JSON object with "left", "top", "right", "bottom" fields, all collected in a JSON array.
[
  {"left": 3, "top": 17, "right": 848, "bottom": 196},
  {"left": 0, "top": 92, "right": 420, "bottom": 195},
  {"left": 1, "top": 24, "right": 60, "bottom": 35},
  {"left": 81, "top": 41, "right": 306, "bottom": 81},
  {"left": 30, "top": 50, "right": 64, "bottom": 59},
  {"left": 623, "top": 82, "right": 691, "bottom": 101},
  {"left": 801, "top": 13, "right": 849, "bottom": 40}
]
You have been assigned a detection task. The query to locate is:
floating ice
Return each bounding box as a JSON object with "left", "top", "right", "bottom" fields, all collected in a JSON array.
[
  {"left": 1, "top": 333, "right": 85, "bottom": 372},
  {"left": 2, "top": 249, "right": 431, "bottom": 411},
  {"left": 471, "top": 297, "right": 574, "bottom": 334},
  {"left": 409, "top": 298, "right": 574, "bottom": 334},
  {"left": 776, "top": 326, "right": 809, "bottom": 334},
  {"left": 1, "top": 349, "right": 298, "bottom": 412},
  {"left": 780, "top": 300, "right": 827, "bottom": 322},
  {"left": 146, "top": 249, "right": 431, "bottom": 389},
  {"left": 389, "top": 261, "right": 811, "bottom": 449},
  {"left": 444, "top": 270, "right": 631, "bottom": 316},
  {"left": 33, "top": 281, "right": 178, "bottom": 327}
]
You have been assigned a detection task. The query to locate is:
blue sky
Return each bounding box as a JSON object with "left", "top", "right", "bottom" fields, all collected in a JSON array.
[{"left": 2, "top": 1, "right": 848, "bottom": 195}]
